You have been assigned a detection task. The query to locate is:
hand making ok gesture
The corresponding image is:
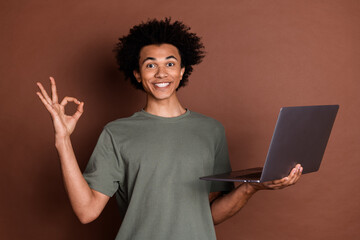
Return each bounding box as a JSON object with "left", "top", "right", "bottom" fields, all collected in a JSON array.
[{"left": 36, "top": 77, "right": 84, "bottom": 138}]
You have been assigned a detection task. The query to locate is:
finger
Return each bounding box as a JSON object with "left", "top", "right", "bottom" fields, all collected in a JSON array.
[
  {"left": 270, "top": 175, "right": 294, "bottom": 188},
  {"left": 73, "top": 102, "right": 84, "bottom": 121},
  {"left": 263, "top": 179, "right": 285, "bottom": 188},
  {"left": 292, "top": 165, "right": 302, "bottom": 179},
  {"left": 50, "top": 77, "right": 58, "bottom": 103},
  {"left": 265, "top": 170, "right": 302, "bottom": 189},
  {"left": 291, "top": 166, "right": 303, "bottom": 184},
  {"left": 263, "top": 182, "right": 284, "bottom": 190},
  {"left": 286, "top": 165, "right": 302, "bottom": 185},
  {"left": 289, "top": 167, "right": 298, "bottom": 180},
  {"left": 286, "top": 165, "right": 300, "bottom": 181},
  {"left": 36, "top": 92, "right": 57, "bottom": 116},
  {"left": 37, "top": 82, "right": 52, "bottom": 105},
  {"left": 262, "top": 165, "right": 301, "bottom": 189},
  {"left": 60, "top": 96, "right": 81, "bottom": 107},
  {"left": 271, "top": 177, "right": 287, "bottom": 185}
]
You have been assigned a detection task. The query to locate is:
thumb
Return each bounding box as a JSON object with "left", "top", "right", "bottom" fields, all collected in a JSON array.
[{"left": 73, "top": 102, "right": 84, "bottom": 121}]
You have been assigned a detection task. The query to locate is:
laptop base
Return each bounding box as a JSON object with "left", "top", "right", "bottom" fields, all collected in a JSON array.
[{"left": 200, "top": 167, "right": 263, "bottom": 183}]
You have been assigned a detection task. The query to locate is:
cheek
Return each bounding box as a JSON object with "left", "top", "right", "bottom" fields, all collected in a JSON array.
[
  {"left": 140, "top": 70, "right": 154, "bottom": 82},
  {"left": 141, "top": 81, "right": 152, "bottom": 94},
  {"left": 170, "top": 68, "right": 183, "bottom": 79}
]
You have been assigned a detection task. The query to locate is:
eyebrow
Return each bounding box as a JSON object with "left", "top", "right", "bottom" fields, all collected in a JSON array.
[{"left": 142, "top": 55, "right": 178, "bottom": 64}]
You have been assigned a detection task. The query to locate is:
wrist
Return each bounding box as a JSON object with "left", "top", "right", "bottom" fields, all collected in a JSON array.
[
  {"left": 55, "top": 135, "right": 71, "bottom": 148},
  {"left": 234, "top": 183, "right": 258, "bottom": 199},
  {"left": 244, "top": 183, "right": 260, "bottom": 195}
]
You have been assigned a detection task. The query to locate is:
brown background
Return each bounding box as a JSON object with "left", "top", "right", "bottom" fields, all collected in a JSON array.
[{"left": 1, "top": 0, "right": 359, "bottom": 239}]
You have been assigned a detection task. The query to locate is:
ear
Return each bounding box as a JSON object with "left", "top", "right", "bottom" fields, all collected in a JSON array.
[
  {"left": 133, "top": 70, "right": 141, "bottom": 83},
  {"left": 180, "top": 67, "right": 185, "bottom": 80}
]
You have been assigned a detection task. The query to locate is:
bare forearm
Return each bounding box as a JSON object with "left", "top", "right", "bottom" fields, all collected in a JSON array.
[
  {"left": 37, "top": 78, "right": 107, "bottom": 223},
  {"left": 55, "top": 136, "right": 100, "bottom": 223},
  {"left": 210, "top": 165, "right": 303, "bottom": 225},
  {"left": 210, "top": 183, "right": 257, "bottom": 225}
]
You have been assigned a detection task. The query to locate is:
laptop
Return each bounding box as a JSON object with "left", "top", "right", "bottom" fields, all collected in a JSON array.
[{"left": 200, "top": 105, "right": 339, "bottom": 183}]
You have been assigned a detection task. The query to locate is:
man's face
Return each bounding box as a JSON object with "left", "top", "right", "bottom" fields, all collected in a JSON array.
[{"left": 134, "top": 43, "right": 185, "bottom": 101}]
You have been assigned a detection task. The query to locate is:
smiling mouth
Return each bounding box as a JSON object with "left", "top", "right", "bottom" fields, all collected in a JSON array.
[{"left": 154, "top": 82, "right": 170, "bottom": 88}]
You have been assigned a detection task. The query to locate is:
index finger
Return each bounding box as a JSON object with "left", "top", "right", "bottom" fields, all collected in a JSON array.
[{"left": 50, "top": 77, "right": 58, "bottom": 103}]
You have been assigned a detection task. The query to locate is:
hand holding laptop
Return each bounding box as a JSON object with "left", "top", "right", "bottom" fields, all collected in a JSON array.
[
  {"left": 210, "top": 164, "right": 304, "bottom": 225},
  {"left": 247, "top": 164, "right": 303, "bottom": 191},
  {"left": 209, "top": 105, "right": 338, "bottom": 225}
]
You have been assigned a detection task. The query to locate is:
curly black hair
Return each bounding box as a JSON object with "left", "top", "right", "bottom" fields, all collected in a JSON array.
[{"left": 114, "top": 18, "right": 205, "bottom": 91}]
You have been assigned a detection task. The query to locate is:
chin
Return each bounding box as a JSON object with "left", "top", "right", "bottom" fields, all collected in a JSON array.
[
  {"left": 150, "top": 91, "right": 176, "bottom": 100},
  {"left": 153, "top": 94, "right": 173, "bottom": 101},
  {"left": 149, "top": 89, "right": 177, "bottom": 100}
]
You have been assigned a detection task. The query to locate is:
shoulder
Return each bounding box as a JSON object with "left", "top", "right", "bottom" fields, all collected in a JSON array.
[
  {"left": 189, "top": 111, "right": 224, "bottom": 127},
  {"left": 102, "top": 111, "right": 144, "bottom": 133},
  {"left": 188, "top": 111, "right": 225, "bottom": 134}
]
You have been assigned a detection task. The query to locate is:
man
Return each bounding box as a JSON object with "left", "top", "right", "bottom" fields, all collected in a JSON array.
[{"left": 36, "top": 18, "right": 302, "bottom": 240}]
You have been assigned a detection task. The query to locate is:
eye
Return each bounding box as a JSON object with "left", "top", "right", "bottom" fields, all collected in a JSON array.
[
  {"left": 167, "top": 62, "right": 175, "bottom": 67},
  {"left": 146, "top": 63, "right": 156, "bottom": 68}
]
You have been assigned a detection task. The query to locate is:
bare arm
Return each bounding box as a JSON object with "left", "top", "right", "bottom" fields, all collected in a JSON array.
[
  {"left": 36, "top": 77, "right": 109, "bottom": 224},
  {"left": 210, "top": 164, "right": 303, "bottom": 225}
]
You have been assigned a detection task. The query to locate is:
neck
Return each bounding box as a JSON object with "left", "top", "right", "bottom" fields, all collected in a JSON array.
[{"left": 144, "top": 94, "right": 186, "bottom": 118}]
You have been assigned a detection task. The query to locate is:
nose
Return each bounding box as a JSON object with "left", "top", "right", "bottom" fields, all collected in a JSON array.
[{"left": 155, "top": 66, "right": 168, "bottom": 78}]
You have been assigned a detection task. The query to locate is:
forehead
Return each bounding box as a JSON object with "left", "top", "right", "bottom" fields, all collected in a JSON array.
[{"left": 139, "top": 44, "right": 181, "bottom": 61}]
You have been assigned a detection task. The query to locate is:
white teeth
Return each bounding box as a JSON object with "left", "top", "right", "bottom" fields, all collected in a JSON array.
[{"left": 155, "top": 82, "right": 170, "bottom": 87}]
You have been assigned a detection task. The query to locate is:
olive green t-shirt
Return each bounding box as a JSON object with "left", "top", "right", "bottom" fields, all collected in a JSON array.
[{"left": 83, "top": 110, "right": 233, "bottom": 240}]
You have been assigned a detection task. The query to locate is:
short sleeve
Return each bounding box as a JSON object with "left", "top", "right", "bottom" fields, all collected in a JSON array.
[
  {"left": 210, "top": 127, "right": 234, "bottom": 193},
  {"left": 83, "top": 128, "right": 124, "bottom": 197}
]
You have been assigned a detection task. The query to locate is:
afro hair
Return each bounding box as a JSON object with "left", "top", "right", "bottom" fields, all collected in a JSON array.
[{"left": 114, "top": 18, "right": 205, "bottom": 91}]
